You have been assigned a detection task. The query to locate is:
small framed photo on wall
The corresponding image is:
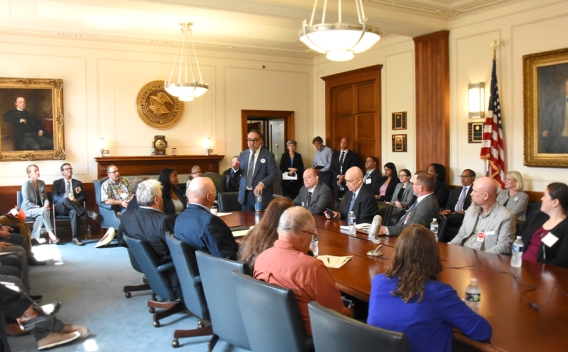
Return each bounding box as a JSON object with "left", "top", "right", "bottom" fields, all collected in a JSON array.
[
  {"left": 392, "top": 134, "right": 407, "bottom": 152},
  {"left": 392, "top": 111, "right": 407, "bottom": 130},
  {"left": 468, "top": 122, "right": 483, "bottom": 143}
]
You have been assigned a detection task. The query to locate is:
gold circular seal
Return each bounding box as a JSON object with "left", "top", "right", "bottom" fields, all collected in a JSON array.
[{"left": 136, "top": 81, "right": 184, "bottom": 129}]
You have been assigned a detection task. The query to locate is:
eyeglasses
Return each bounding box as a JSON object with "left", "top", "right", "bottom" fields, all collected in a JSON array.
[
  {"left": 247, "top": 138, "right": 260, "bottom": 143},
  {"left": 460, "top": 175, "right": 472, "bottom": 178},
  {"left": 62, "top": 168, "right": 73, "bottom": 171},
  {"left": 108, "top": 170, "right": 119, "bottom": 174},
  {"left": 303, "top": 230, "right": 318, "bottom": 241}
]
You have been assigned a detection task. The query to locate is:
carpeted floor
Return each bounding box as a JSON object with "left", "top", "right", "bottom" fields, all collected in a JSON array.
[{"left": 8, "top": 240, "right": 248, "bottom": 352}]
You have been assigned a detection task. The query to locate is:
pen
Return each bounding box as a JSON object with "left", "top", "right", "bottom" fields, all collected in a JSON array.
[{"left": 327, "top": 258, "right": 330, "bottom": 264}]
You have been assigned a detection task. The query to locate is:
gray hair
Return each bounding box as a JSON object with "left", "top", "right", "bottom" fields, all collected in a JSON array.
[
  {"left": 277, "top": 207, "right": 314, "bottom": 235},
  {"left": 136, "top": 179, "right": 162, "bottom": 206},
  {"left": 286, "top": 139, "right": 297, "bottom": 147}
]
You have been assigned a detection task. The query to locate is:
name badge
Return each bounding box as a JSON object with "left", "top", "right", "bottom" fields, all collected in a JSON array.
[
  {"left": 476, "top": 231, "right": 486, "bottom": 242},
  {"left": 542, "top": 232, "right": 559, "bottom": 247},
  {"left": 301, "top": 202, "right": 305, "bottom": 206},
  {"left": 365, "top": 178, "right": 371, "bottom": 184},
  {"left": 75, "top": 187, "right": 81, "bottom": 193},
  {"left": 485, "top": 231, "right": 496, "bottom": 236}
]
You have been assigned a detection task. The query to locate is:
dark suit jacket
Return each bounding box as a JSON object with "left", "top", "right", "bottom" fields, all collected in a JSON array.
[
  {"left": 53, "top": 178, "right": 86, "bottom": 204},
  {"left": 330, "top": 150, "right": 359, "bottom": 181},
  {"left": 232, "top": 147, "right": 278, "bottom": 207},
  {"left": 292, "top": 182, "right": 334, "bottom": 215},
  {"left": 363, "top": 169, "right": 382, "bottom": 196},
  {"left": 386, "top": 193, "right": 439, "bottom": 236},
  {"left": 444, "top": 186, "right": 473, "bottom": 212},
  {"left": 174, "top": 204, "right": 238, "bottom": 260},
  {"left": 279, "top": 152, "right": 304, "bottom": 191},
  {"left": 521, "top": 212, "right": 568, "bottom": 268},
  {"left": 162, "top": 185, "right": 187, "bottom": 216},
  {"left": 3, "top": 109, "right": 46, "bottom": 150},
  {"left": 339, "top": 185, "right": 378, "bottom": 223},
  {"left": 117, "top": 207, "right": 175, "bottom": 263},
  {"left": 222, "top": 168, "right": 240, "bottom": 192}
]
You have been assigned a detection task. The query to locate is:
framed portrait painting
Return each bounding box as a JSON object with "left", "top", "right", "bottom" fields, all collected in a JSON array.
[
  {"left": 523, "top": 48, "right": 568, "bottom": 167},
  {"left": 0, "top": 78, "right": 65, "bottom": 161}
]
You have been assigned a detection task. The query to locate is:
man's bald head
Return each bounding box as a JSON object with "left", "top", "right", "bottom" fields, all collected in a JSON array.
[
  {"left": 471, "top": 176, "right": 499, "bottom": 210},
  {"left": 187, "top": 177, "right": 216, "bottom": 208},
  {"left": 345, "top": 166, "right": 363, "bottom": 192},
  {"left": 303, "top": 168, "right": 319, "bottom": 189}
]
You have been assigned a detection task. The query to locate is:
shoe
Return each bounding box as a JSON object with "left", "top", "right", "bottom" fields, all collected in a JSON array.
[
  {"left": 60, "top": 323, "right": 89, "bottom": 339},
  {"left": 86, "top": 210, "right": 99, "bottom": 220},
  {"left": 39, "top": 301, "right": 62, "bottom": 316},
  {"left": 28, "top": 257, "right": 47, "bottom": 266},
  {"left": 72, "top": 238, "right": 84, "bottom": 246},
  {"left": 17, "top": 302, "right": 60, "bottom": 331},
  {"left": 30, "top": 294, "right": 43, "bottom": 303},
  {"left": 6, "top": 323, "right": 29, "bottom": 336},
  {"left": 95, "top": 228, "right": 115, "bottom": 248},
  {"left": 38, "top": 331, "right": 80, "bottom": 350},
  {"left": 32, "top": 238, "right": 47, "bottom": 246},
  {"left": 48, "top": 233, "right": 60, "bottom": 244}
]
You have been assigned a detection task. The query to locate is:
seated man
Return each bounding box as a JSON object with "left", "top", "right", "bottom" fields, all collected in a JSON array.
[
  {"left": 53, "top": 163, "right": 99, "bottom": 246},
  {"left": 378, "top": 171, "right": 439, "bottom": 236},
  {"left": 0, "top": 210, "right": 44, "bottom": 265},
  {"left": 293, "top": 169, "right": 334, "bottom": 215},
  {"left": 439, "top": 169, "right": 475, "bottom": 242},
  {"left": 450, "top": 177, "right": 515, "bottom": 254},
  {"left": 174, "top": 177, "right": 238, "bottom": 259},
  {"left": 254, "top": 207, "right": 353, "bottom": 336},
  {"left": 326, "top": 166, "right": 378, "bottom": 224},
  {"left": 0, "top": 240, "right": 37, "bottom": 300},
  {"left": 222, "top": 156, "right": 241, "bottom": 192},
  {"left": 101, "top": 164, "right": 132, "bottom": 214}
]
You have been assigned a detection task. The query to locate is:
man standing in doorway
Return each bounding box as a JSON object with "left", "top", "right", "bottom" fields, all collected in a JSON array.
[{"left": 330, "top": 137, "right": 359, "bottom": 202}]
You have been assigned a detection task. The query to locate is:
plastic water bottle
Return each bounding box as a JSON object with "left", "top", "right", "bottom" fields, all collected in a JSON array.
[
  {"left": 347, "top": 211, "right": 356, "bottom": 235},
  {"left": 430, "top": 218, "right": 439, "bottom": 242},
  {"left": 255, "top": 194, "right": 262, "bottom": 212},
  {"left": 511, "top": 236, "right": 524, "bottom": 268},
  {"left": 465, "top": 278, "right": 481, "bottom": 308},
  {"left": 310, "top": 235, "right": 319, "bottom": 257}
]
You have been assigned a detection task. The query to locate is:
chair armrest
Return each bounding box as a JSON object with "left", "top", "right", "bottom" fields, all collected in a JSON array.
[{"left": 157, "top": 261, "right": 175, "bottom": 272}]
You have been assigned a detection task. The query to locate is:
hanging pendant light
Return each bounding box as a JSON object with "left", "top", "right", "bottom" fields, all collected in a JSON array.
[
  {"left": 300, "top": 0, "right": 381, "bottom": 61},
  {"left": 165, "top": 22, "right": 208, "bottom": 101}
]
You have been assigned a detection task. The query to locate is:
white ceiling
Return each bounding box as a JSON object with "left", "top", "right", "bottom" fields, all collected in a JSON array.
[{"left": 0, "top": 0, "right": 517, "bottom": 57}]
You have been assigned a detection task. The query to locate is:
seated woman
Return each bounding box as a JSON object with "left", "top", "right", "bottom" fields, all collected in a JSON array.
[
  {"left": 377, "top": 162, "right": 400, "bottom": 201},
  {"left": 368, "top": 224, "right": 492, "bottom": 352},
  {"left": 237, "top": 197, "right": 293, "bottom": 271},
  {"left": 21, "top": 164, "right": 58, "bottom": 244},
  {"left": 521, "top": 182, "right": 568, "bottom": 268},
  {"left": 158, "top": 168, "right": 187, "bottom": 217},
  {"left": 497, "top": 171, "right": 529, "bottom": 221},
  {"left": 427, "top": 163, "right": 450, "bottom": 208},
  {"left": 385, "top": 168, "right": 416, "bottom": 224},
  {"left": 186, "top": 165, "right": 203, "bottom": 190}
]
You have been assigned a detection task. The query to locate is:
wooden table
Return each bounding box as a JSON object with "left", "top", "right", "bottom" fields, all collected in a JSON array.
[{"left": 220, "top": 211, "right": 568, "bottom": 352}]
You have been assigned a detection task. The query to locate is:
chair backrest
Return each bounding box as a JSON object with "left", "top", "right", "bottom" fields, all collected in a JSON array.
[
  {"left": 93, "top": 177, "right": 120, "bottom": 230},
  {"left": 526, "top": 202, "right": 542, "bottom": 224},
  {"left": 123, "top": 235, "right": 178, "bottom": 301},
  {"left": 202, "top": 172, "right": 226, "bottom": 193},
  {"left": 377, "top": 202, "right": 392, "bottom": 226},
  {"left": 232, "top": 271, "right": 310, "bottom": 352},
  {"left": 308, "top": 302, "right": 410, "bottom": 352},
  {"left": 516, "top": 220, "right": 526, "bottom": 238},
  {"left": 436, "top": 213, "right": 448, "bottom": 242},
  {"left": 195, "top": 251, "right": 250, "bottom": 349},
  {"left": 217, "top": 192, "right": 241, "bottom": 212},
  {"left": 165, "top": 234, "right": 209, "bottom": 321}
]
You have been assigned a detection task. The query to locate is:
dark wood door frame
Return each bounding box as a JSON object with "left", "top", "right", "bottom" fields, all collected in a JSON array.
[{"left": 240, "top": 110, "right": 295, "bottom": 150}]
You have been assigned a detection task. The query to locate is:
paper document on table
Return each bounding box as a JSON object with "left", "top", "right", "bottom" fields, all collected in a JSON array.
[
  {"left": 282, "top": 172, "right": 298, "bottom": 180},
  {"left": 232, "top": 226, "right": 253, "bottom": 238},
  {"left": 339, "top": 223, "right": 371, "bottom": 232},
  {"left": 317, "top": 255, "right": 352, "bottom": 269},
  {"left": 217, "top": 212, "right": 233, "bottom": 217}
]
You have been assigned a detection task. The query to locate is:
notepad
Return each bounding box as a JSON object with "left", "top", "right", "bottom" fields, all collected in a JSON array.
[
  {"left": 217, "top": 212, "right": 233, "bottom": 217},
  {"left": 339, "top": 223, "right": 371, "bottom": 232},
  {"left": 232, "top": 226, "right": 253, "bottom": 238},
  {"left": 317, "top": 255, "right": 352, "bottom": 268}
]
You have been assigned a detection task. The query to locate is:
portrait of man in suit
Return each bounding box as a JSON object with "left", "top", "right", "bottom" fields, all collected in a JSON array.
[
  {"left": 3, "top": 96, "right": 54, "bottom": 151},
  {"left": 539, "top": 75, "right": 568, "bottom": 153}
]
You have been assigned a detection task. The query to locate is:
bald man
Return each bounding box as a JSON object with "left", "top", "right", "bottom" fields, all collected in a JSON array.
[
  {"left": 293, "top": 169, "right": 334, "bottom": 215},
  {"left": 326, "top": 166, "right": 378, "bottom": 223},
  {"left": 174, "top": 177, "right": 238, "bottom": 259},
  {"left": 450, "top": 177, "right": 515, "bottom": 254}
]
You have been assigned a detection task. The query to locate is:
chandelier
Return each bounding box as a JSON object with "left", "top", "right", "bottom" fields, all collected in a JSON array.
[
  {"left": 300, "top": 0, "right": 381, "bottom": 61},
  {"left": 165, "top": 22, "right": 208, "bottom": 101}
]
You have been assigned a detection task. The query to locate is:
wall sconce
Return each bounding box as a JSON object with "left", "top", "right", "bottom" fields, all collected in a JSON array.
[
  {"left": 203, "top": 138, "right": 212, "bottom": 156},
  {"left": 468, "top": 82, "right": 485, "bottom": 119},
  {"left": 98, "top": 138, "right": 105, "bottom": 157}
]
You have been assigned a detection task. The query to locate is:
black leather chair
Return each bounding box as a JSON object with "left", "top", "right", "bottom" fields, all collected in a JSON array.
[
  {"left": 217, "top": 192, "right": 241, "bottom": 212},
  {"left": 165, "top": 234, "right": 214, "bottom": 349},
  {"left": 123, "top": 235, "right": 183, "bottom": 328},
  {"left": 202, "top": 172, "right": 226, "bottom": 194},
  {"left": 232, "top": 271, "right": 312, "bottom": 352},
  {"left": 93, "top": 177, "right": 120, "bottom": 235},
  {"left": 516, "top": 220, "right": 526, "bottom": 239},
  {"left": 525, "top": 202, "right": 542, "bottom": 224},
  {"left": 308, "top": 301, "right": 410, "bottom": 352},
  {"left": 377, "top": 201, "right": 392, "bottom": 226},
  {"left": 436, "top": 213, "right": 448, "bottom": 243},
  {"left": 195, "top": 251, "right": 250, "bottom": 351}
]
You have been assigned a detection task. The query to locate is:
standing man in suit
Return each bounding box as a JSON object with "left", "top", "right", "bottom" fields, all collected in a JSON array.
[
  {"left": 326, "top": 167, "right": 378, "bottom": 224},
  {"left": 439, "top": 169, "right": 475, "bottom": 242},
  {"left": 53, "top": 163, "right": 99, "bottom": 246},
  {"left": 293, "top": 169, "right": 334, "bottom": 215},
  {"left": 174, "top": 177, "right": 238, "bottom": 259},
  {"left": 330, "top": 137, "right": 359, "bottom": 202},
  {"left": 231, "top": 130, "right": 278, "bottom": 210},
  {"left": 362, "top": 156, "right": 382, "bottom": 198},
  {"left": 311, "top": 136, "right": 334, "bottom": 189},
  {"left": 222, "top": 156, "right": 241, "bottom": 192},
  {"left": 378, "top": 171, "right": 439, "bottom": 236}
]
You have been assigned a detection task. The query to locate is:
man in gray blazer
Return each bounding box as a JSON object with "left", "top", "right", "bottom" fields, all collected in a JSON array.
[
  {"left": 450, "top": 177, "right": 515, "bottom": 254},
  {"left": 231, "top": 130, "right": 278, "bottom": 210},
  {"left": 293, "top": 169, "right": 334, "bottom": 215},
  {"left": 379, "top": 171, "right": 439, "bottom": 236}
]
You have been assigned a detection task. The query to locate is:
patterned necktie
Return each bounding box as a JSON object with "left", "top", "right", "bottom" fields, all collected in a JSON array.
[
  {"left": 455, "top": 187, "right": 467, "bottom": 212},
  {"left": 396, "top": 199, "right": 418, "bottom": 226},
  {"left": 64, "top": 180, "right": 70, "bottom": 198},
  {"left": 348, "top": 193, "right": 356, "bottom": 213},
  {"left": 339, "top": 151, "right": 345, "bottom": 173},
  {"left": 363, "top": 171, "right": 371, "bottom": 182},
  {"left": 246, "top": 150, "right": 255, "bottom": 189},
  {"left": 307, "top": 192, "right": 312, "bottom": 207}
]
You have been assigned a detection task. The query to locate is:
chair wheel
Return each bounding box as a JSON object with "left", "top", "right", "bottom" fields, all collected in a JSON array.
[
  {"left": 148, "top": 307, "right": 155, "bottom": 313},
  {"left": 172, "top": 339, "right": 179, "bottom": 347},
  {"left": 197, "top": 320, "right": 205, "bottom": 328},
  {"left": 153, "top": 320, "right": 160, "bottom": 327},
  {"left": 125, "top": 292, "right": 131, "bottom": 298}
]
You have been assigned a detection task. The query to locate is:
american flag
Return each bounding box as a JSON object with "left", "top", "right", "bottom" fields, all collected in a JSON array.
[{"left": 480, "top": 58, "right": 505, "bottom": 188}]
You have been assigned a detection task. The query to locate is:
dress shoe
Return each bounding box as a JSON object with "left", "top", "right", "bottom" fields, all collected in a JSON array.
[
  {"left": 17, "top": 302, "right": 61, "bottom": 331},
  {"left": 5, "top": 323, "right": 29, "bottom": 336},
  {"left": 38, "top": 331, "right": 80, "bottom": 350},
  {"left": 31, "top": 238, "right": 47, "bottom": 246},
  {"left": 48, "top": 233, "right": 60, "bottom": 244},
  {"left": 72, "top": 238, "right": 84, "bottom": 246},
  {"left": 30, "top": 294, "right": 43, "bottom": 303},
  {"left": 60, "top": 323, "right": 90, "bottom": 339},
  {"left": 28, "top": 256, "right": 47, "bottom": 266},
  {"left": 86, "top": 210, "right": 99, "bottom": 220}
]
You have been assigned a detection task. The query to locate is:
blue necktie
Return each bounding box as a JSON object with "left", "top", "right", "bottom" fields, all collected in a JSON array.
[{"left": 348, "top": 193, "right": 356, "bottom": 213}]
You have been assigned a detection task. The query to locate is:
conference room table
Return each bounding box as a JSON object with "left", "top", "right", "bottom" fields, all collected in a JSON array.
[{"left": 221, "top": 211, "right": 568, "bottom": 352}]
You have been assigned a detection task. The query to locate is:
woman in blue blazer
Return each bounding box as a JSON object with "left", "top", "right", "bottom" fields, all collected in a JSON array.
[{"left": 280, "top": 140, "right": 304, "bottom": 200}]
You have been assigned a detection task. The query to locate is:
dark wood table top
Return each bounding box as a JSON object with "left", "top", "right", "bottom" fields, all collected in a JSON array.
[{"left": 221, "top": 211, "right": 568, "bottom": 351}]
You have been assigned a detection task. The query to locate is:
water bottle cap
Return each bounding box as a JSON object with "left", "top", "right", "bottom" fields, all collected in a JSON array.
[
  {"left": 471, "top": 278, "right": 477, "bottom": 283},
  {"left": 516, "top": 236, "right": 521, "bottom": 239}
]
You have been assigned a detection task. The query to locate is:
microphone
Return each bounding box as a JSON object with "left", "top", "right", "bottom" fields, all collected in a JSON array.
[{"left": 368, "top": 215, "right": 382, "bottom": 243}]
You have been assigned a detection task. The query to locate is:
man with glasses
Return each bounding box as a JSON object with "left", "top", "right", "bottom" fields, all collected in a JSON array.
[
  {"left": 52, "top": 163, "right": 99, "bottom": 246},
  {"left": 254, "top": 207, "right": 353, "bottom": 336},
  {"left": 439, "top": 169, "right": 475, "bottom": 242},
  {"left": 231, "top": 130, "right": 278, "bottom": 210},
  {"left": 101, "top": 164, "right": 132, "bottom": 214},
  {"left": 325, "top": 166, "right": 378, "bottom": 224}
]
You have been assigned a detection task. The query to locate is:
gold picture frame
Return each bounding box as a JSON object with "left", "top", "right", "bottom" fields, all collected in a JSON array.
[
  {"left": 0, "top": 77, "right": 65, "bottom": 161},
  {"left": 136, "top": 81, "right": 184, "bottom": 129},
  {"left": 523, "top": 47, "right": 568, "bottom": 167}
]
